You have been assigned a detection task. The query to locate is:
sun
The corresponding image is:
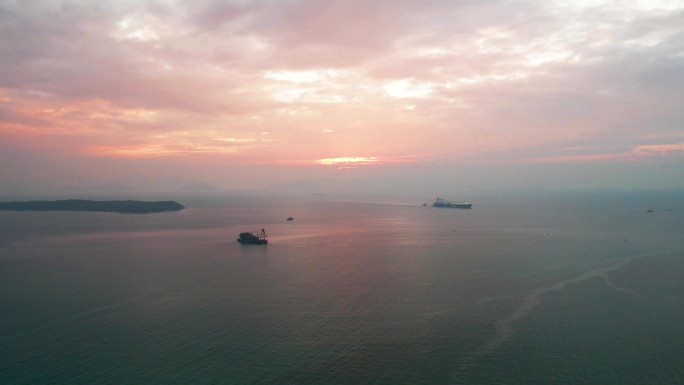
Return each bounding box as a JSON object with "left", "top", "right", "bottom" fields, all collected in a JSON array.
[{"left": 317, "top": 156, "right": 379, "bottom": 168}]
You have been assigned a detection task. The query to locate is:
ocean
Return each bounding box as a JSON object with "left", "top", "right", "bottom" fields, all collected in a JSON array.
[{"left": 1, "top": 191, "right": 683, "bottom": 384}]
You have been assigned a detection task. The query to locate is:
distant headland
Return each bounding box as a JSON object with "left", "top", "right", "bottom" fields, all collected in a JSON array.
[{"left": 0, "top": 199, "right": 185, "bottom": 214}]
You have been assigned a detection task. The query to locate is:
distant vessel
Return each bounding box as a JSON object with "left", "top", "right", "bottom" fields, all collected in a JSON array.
[
  {"left": 432, "top": 198, "right": 472, "bottom": 209},
  {"left": 237, "top": 229, "right": 268, "bottom": 244},
  {"left": 647, "top": 209, "right": 655, "bottom": 213},
  {"left": 286, "top": 216, "right": 294, "bottom": 221}
]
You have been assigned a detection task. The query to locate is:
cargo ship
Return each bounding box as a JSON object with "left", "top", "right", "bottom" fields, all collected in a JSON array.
[
  {"left": 237, "top": 229, "right": 268, "bottom": 244},
  {"left": 432, "top": 198, "right": 472, "bottom": 209}
]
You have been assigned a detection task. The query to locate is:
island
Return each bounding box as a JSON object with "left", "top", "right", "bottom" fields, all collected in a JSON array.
[{"left": 0, "top": 199, "right": 185, "bottom": 214}]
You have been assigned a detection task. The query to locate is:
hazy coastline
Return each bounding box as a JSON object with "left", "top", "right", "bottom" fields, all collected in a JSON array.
[{"left": 0, "top": 199, "right": 185, "bottom": 214}]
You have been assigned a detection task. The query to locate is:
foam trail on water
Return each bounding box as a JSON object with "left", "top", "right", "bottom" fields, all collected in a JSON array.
[
  {"left": 598, "top": 272, "right": 654, "bottom": 305},
  {"left": 455, "top": 249, "right": 674, "bottom": 375}
]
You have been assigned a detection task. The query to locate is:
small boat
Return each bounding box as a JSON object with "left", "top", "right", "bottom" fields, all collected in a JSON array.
[
  {"left": 647, "top": 209, "right": 655, "bottom": 213},
  {"left": 286, "top": 216, "right": 294, "bottom": 221},
  {"left": 237, "top": 229, "right": 268, "bottom": 244}
]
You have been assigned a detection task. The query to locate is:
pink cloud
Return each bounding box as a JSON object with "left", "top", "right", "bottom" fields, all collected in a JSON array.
[
  {"left": 515, "top": 142, "right": 684, "bottom": 164},
  {"left": 632, "top": 143, "right": 684, "bottom": 156},
  {"left": 515, "top": 153, "right": 628, "bottom": 164}
]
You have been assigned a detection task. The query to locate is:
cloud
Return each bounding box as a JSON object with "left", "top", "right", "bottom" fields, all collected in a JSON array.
[
  {"left": 1, "top": 0, "right": 683, "bottom": 193},
  {"left": 633, "top": 143, "right": 684, "bottom": 157}
]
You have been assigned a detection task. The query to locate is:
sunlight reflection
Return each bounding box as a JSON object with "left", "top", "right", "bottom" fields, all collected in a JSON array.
[{"left": 318, "top": 156, "right": 379, "bottom": 167}]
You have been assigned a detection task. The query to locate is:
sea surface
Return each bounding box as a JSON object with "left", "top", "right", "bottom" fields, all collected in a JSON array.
[{"left": 1, "top": 191, "right": 683, "bottom": 384}]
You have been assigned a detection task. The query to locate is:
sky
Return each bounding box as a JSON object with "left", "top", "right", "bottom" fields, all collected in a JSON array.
[{"left": 1, "top": 0, "right": 683, "bottom": 198}]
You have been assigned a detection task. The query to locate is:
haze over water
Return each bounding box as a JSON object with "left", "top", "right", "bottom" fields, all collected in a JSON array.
[{"left": 2, "top": 191, "right": 683, "bottom": 384}]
